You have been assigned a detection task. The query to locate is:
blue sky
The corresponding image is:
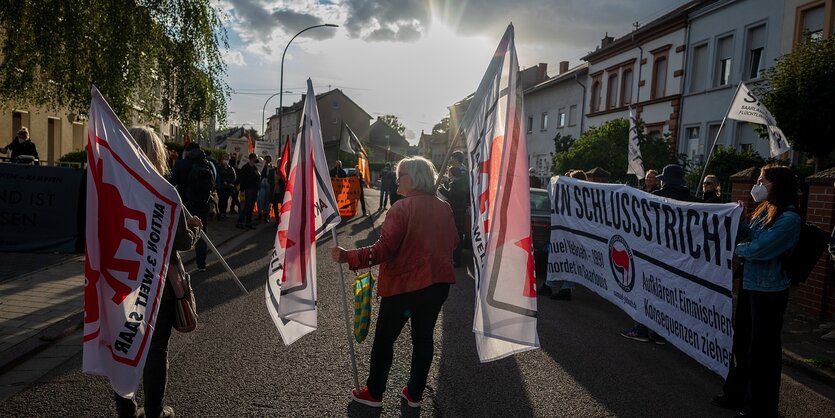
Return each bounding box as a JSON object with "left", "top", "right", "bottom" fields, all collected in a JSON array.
[{"left": 219, "top": 0, "right": 689, "bottom": 144}]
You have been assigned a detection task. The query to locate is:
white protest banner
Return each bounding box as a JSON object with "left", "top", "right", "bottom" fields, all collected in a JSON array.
[
  {"left": 627, "top": 108, "right": 645, "bottom": 179},
  {"left": 548, "top": 176, "right": 741, "bottom": 376},
  {"left": 225, "top": 138, "right": 249, "bottom": 166},
  {"left": 255, "top": 140, "right": 279, "bottom": 162},
  {"left": 83, "top": 86, "right": 182, "bottom": 397}
]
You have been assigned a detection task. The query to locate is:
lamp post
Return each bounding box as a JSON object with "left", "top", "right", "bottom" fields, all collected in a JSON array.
[
  {"left": 277, "top": 23, "right": 338, "bottom": 150},
  {"left": 261, "top": 90, "right": 291, "bottom": 142}
]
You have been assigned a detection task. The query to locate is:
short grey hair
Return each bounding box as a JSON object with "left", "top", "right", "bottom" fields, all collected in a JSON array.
[{"left": 395, "top": 156, "right": 437, "bottom": 194}]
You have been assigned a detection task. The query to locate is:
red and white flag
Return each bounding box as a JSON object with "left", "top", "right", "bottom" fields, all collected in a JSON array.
[
  {"left": 83, "top": 87, "right": 182, "bottom": 397},
  {"left": 462, "top": 24, "right": 540, "bottom": 362},
  {"left": 267, "top": 79, "right": 341, "bottom": 345}
]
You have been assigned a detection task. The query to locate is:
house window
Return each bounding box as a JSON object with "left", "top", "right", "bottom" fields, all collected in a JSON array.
[
  {"left": 740, "top": 143, "right": 753, "bottom": 152},
  {"left": 527, "top": 116, "right": 533, "bottom": 133},
  {"left": 568, "top": 105, "right": 577, "bottom": 126},
  {"left": 652, "top": 57, "right": 667, "bottom": 99},
  {"left": 715, "top": 35, "right": 734, "bottom": 87},
  {"left": 590, "top": 81, "right": 602, "bottom": 112},
  {"left": 685, "top": 126, "right": 702, "bottom": 163},
  {"left": 746, "top": 25, "right": 767, "bottom": 80},
  {"left": 708, "top": 123, "right": 724, "bottom": 147},
  {"left": 332, "top": 100, "right": 340, "bottom": 109},
  {"left": 541, "top": 112, "right": 549, "bottom": 131},
  {"left": 558, "top": 108, "right": 566, "bottom": 128},
  {"left": 621, "top": 69, "right": 633, "bottom": 106},
  {"left": 607, "top": 73, "right": 619, "bottom": 109},
  {"left": 689, "top": 43, "right": 708, "bottom": 93},
  {"left": 799, "top": 3, "right": 826, "bottom": 41}
]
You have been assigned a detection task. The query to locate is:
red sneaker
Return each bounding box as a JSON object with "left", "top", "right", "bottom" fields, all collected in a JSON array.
[
  {"left": 401, "top": 386, "right": 420, "bottom": 408},
  {"left": 351, "top": 387, "right": 382, "bottom": 408}
]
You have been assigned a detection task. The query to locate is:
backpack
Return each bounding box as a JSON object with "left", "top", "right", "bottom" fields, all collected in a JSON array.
[
  {"left": 781, "top": 208, "right": 830, "bottom": 285},
  {"left": 187, "top": 160, "right": 215, "bottom": 207}
]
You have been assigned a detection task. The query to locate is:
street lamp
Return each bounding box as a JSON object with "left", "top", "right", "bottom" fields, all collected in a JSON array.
[
  {"left": 261, "top": 90, "right": 292, "bottom": 142},
  {"left": 277, "top": 23, "right": 338, "bottom": 150}
]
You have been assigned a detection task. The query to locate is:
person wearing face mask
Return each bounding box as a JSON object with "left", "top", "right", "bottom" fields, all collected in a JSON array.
[{"left": 711, "top": 164, "right": 800, "bottom": 418}]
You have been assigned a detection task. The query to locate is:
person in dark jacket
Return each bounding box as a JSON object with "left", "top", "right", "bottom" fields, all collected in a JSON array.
[
  {"left": 622, "top": 164, "right": 694, "bottom": 344},
  {"left": 257, "top": 155, "right": 276, "bottom": 223},
  {"left": 216, "top": 154, "right": 236, "bottom": 219},
  {"left": 170, "top": 144, "right": 215, "bottom": 272},
  {"left": 236, "top": 153, "right": 261, "bottom": 229},
  {"left": 113, "top": 127, "right": 201, "bottom": 418},
  {"left": 438, "top": 151, "right": 469, "bottom": 267},
  {"left": 1, "top": 127, "right": 39, "bottom": 161},
  {"left": 330, "top": 160, "right": 347, "bottom": 178},
  {"left": 702, "top": 174, "right": 723, "bottom": 203},
  {"left": 379, "top": 163, "right": 395, "bottom": 210},
  {"left": 529, "top": 167, "right": 543, "bottom": 188}
]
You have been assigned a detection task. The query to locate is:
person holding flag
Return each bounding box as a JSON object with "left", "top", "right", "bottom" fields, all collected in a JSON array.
[{"left": 331, "top": 156, "right": 459, "bottom": 408}]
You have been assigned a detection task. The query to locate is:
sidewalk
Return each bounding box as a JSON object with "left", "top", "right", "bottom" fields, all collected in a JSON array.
[{"left": 0, "top": 212, "right": 261, "bottom": 373}]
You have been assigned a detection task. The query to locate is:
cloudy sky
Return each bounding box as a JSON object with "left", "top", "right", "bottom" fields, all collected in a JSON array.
[{"left": 220, "top": 0, "right": 689, "bottom": 143}]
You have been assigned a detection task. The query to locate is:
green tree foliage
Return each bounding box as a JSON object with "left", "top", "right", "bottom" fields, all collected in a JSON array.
[
  {"left": 432, "top": 116, "right": 450, "bottom": 136},
  {"left": 380, "top": 114, "right": 406, "bottom": 136},
  {"left": 0, "top": 1, "right": 229, "bottom": 128},
  {"left": 758, "top": 34, "right": 835, "bottom": 162},
  {"left": 684, "top": 145, "right": 765, "bottom": 192},
  {"left": 553, "top": 118, "right": 679, "bottom": 181}
]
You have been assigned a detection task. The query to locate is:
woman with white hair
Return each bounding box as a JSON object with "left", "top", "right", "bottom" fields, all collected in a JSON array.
[
  {"left": 112, "top": 127, "right": 202, "bottom": 418},
  {"left": 331, "top": 156, "right": 458, "bottom": 409}
]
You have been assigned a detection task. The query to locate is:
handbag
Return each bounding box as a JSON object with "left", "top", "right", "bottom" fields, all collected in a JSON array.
[
  {"left": 168, "top": 258, "right": 198, "bottom": 333},
  {"left": 353, "top": 271, "right": 375, "bottom": 343}
]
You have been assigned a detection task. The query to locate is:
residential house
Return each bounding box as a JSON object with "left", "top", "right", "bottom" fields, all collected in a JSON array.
[
  {"left": 524, "top": 61, "right": 588, "bottom": 185},
  {"left": 417, "top": 130, "right": 448, "bottom": 169},
  {"left": 266, "top": 89, "right": 372, "bottom": 164},
  {"left": 679, "top": 0, "right": 788, "bottom": 163},
  {"left": 583, "top": 1, "right": 713, "bottom": 159},
  {"left": 368, "top": 117, "right": 409, "bottom": 164}
]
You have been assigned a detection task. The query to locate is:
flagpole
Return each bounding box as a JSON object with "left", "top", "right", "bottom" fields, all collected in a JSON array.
[
  {"left": 433, "top": 125, "right": 465, "bottom": 191},
  {"left": 181, "top": 206, "right": 248, "bottom": 295},
  {"left": 331, "top": 228, "right": 360, "bottom": 392},
  {"left": 697, "top": 81, "right": 743, "bottom": 193}
]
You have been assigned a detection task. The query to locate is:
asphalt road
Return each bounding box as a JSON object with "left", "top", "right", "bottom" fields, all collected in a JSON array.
[{"left": 2, "top": 202, "right": 835, "bottom": 417}]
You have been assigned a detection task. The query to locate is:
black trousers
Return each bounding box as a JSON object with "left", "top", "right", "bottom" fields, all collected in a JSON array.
[
  {"left": 217, "top": 185, "right": 232, "bottom": 215},
  {"left": 723, "top": 287, "right": 789, "bottom": 417},
  {"left": 366, "top": 283, "right": 450, "bottom": 400},
  {"left": 114, "top": 293, "right": 175, "bottom": 418}
]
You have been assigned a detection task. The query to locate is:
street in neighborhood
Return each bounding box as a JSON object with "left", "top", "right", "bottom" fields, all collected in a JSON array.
[{"left": 1, "top": 187, "right": 835, "bottom": 417}]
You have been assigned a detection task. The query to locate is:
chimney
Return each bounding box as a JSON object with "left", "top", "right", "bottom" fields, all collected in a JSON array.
[
  {"left": 559, "top": 61, "right": 569, "bottom": 75},
  {"left": 537, "top": 63, "right": 548, "bottom": 83},
  {"left": 601, "top": 33, "right": 614, "bottom": 48}
]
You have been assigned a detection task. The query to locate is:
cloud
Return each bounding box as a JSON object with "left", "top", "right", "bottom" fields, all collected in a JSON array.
[{"left": 222, "top": 50, "right": 247, "bottom": 66}]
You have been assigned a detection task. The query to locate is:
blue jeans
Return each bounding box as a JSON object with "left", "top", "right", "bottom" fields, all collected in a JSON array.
[{"left": 366, "top": 283, "right": 450, "bottom": 400}]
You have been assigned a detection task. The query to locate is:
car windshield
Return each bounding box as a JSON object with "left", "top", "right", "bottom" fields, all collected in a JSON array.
[{"left": 530, "top": 189, "right": 550, "bottom": 213}]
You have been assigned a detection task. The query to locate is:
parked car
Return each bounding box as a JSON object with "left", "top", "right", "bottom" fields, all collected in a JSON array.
[
  {"left": 344, "top": 167, "right": 357, "bottom": 177},
  {"left": 529, "top": 187, "right": 551, "bottom": 278}
]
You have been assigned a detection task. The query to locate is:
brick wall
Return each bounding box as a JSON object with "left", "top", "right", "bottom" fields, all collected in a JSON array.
[{"left": 730, "top": 166, "right": 835, "bottom": 321}]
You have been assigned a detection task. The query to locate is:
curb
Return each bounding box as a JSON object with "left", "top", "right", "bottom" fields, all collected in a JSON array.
[
  {"left": 0, "top": 226, "right": 248, "bottom": 373},
  {"left": 782, "top": 347, "right": 835, "bottom": 386}
]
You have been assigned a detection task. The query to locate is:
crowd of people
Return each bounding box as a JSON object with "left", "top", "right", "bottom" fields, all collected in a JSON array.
[{"left": 109, "top": 129, "right": 820, "bottom": 417}]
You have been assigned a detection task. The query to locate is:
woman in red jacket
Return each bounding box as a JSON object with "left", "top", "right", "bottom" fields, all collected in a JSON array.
[{"left": 332, "top": 156, "right": 459, "bottom": 409}]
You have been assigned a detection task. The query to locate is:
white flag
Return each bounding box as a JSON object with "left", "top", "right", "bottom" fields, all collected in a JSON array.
[
  {"left": 266, "top": 79, "right": 341, "bottom": 345},
  {"left": 83, "top": 86, "right": 182, "bottom": 397},
  {"left": 461, "top": 24, "right": 540, "bottom": 362},
  {"left": 727, "top": 82, "right": 791, "bottom": 157},
  {"left": 627, "top": 108, "right": 645, "bottom": 179}
]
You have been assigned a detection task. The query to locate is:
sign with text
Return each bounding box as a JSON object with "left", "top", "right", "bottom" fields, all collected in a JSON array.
[
  {"left": 548, "top": 176, "right": 741, "bottom": 376},
  {"left": 0, "top": 164, "right": 84, "bottom": 252},
  {"left": 331, "top": 176, "right": 359, "bottom": 217}
]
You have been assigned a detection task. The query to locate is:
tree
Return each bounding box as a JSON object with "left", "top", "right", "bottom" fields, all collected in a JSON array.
[
  {"left": 758, "top": 34, "right": 835, "bottom": 167},
  {"left": 380, "top": 114, "right": 406, "bottom": 136},
  {"left": 684, "top": 145, "right": 766, "bottom": 193},
  {"left": 432, "top": 116, "right": 450, "bottom": 136},
  {"left": 553, "top": 118, "right": 680, "bottom": 182},
  {"left": 0, "top": 1, "right": 229, "bottom": 128}
]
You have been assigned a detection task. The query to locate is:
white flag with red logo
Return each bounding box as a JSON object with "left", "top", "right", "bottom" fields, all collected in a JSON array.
[
  {"left": 462, "top": 24, "right": 540, "bottom": 362},
  {"left": 83, "top": 86, "right": 182, "bottom": 397},
  {"left": 267, "top": 79, "right": 341, "bottom": 345}
]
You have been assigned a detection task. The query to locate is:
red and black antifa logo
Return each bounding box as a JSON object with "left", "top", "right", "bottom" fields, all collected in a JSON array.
[{"left": 609, "top": 235, "right": 635, "bottom": 292}]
